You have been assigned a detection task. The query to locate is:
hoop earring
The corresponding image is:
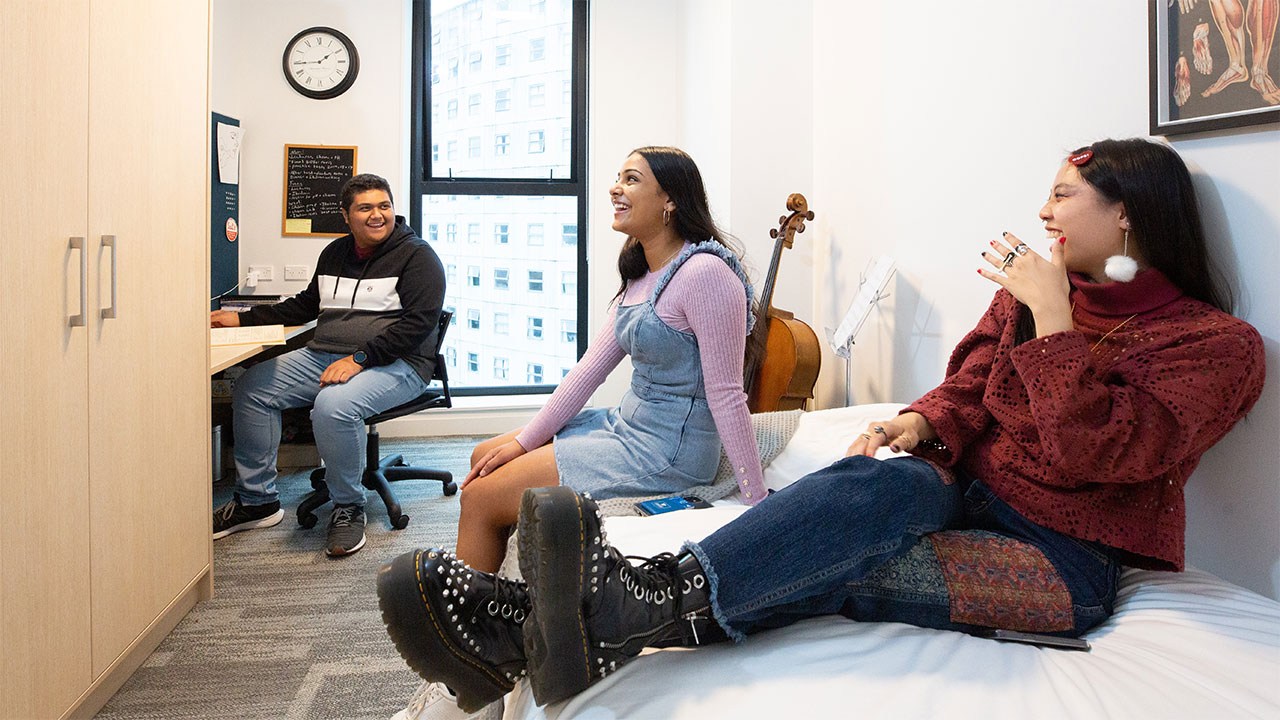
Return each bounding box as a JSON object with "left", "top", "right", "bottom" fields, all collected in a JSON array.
[
  {"left": 662, "top": 209, "right": 670, "bottom": 226},
  {"left": 1104, "top": 228, "right": 1138, "bottom": 282}
]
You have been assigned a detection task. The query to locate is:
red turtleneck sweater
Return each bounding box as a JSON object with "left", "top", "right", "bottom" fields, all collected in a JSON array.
[{"left": 906, "top": 269, "right": 1265, "bottom": 571}]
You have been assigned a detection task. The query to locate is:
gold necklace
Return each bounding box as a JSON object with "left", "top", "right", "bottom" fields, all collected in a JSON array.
[
  {"left": 1070, "top": 302, "right": 1138, "bottom": 352},
  {"left": 652, "top": 243, "right": 683, "bottom": 270},
  {"left": 1090, "top": 313, "right": 1138, "bottom": 352}
]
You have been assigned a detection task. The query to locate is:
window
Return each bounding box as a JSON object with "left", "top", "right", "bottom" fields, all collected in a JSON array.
[
  {"left": 445, "top": 346, "right": 456, "bottom": 366},
  {"left": 527, "top": 363, "right": 543, "bottom": 384},
  {"left": 413, "top": 0, "right": 586, "bottom": 394},
  {"left": 445, "top": 304, "right": 456, "bottom": 324},
  {"left": 428, "top": 223, "right": 439, "bottom": 242},
  {"left": 562, "top": 367, "right": 571, "bottom": 378}
]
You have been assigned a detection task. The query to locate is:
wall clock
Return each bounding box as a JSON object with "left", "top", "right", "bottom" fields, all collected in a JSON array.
[{"left": 282, "top": 26, "right": 359, "bottom": 99}]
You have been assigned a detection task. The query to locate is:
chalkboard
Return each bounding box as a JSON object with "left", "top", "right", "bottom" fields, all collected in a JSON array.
[{"left": 282, "top": 144, "right": 357, "bottom": 237}]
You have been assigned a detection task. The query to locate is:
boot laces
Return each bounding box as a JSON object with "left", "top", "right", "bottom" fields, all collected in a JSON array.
[
  {"left": 621, "top": 552, "right": 682, "bottom": 609},
  {"left": 484, "top": 574, "right": 528, "bottom": 624}
]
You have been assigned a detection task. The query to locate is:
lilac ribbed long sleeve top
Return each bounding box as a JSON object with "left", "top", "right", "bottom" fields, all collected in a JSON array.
[{"left": 515, "top": 251, "right": 766, "bottom": 504}]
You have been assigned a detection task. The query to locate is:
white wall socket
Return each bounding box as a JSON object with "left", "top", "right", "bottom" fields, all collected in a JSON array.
[
  {"left": 247, "top": 264, "right": 274, "bottom": 281},
  {"left": 284, "top": 265, "right": 310, "bottom": 281}
]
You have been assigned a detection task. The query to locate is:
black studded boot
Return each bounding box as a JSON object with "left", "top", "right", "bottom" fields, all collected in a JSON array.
[
  {"left": 377, "top": 548, "right": 529, "bottom": 713},
  {"left": 517, "top": 487, "right": 726, "bottom": 706}
]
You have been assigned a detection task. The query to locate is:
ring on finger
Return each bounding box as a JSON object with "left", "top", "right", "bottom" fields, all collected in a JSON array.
[
  {"left": 859, "top": 433, "right": 872, "bottom": 440},
  {"left": 1003, "top": 251, "right": 1017, "bottom": 265},
  {"left": 872, "top": 426, "right": 887, "bottom": 435},
  {"left": 1013, "top": 243, "right": 1030, "bottom": 256}
]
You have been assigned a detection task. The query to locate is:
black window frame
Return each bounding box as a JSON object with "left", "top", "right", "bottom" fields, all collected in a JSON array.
[{"left": 411, "top": 0, "right": 588, "bottom": 396}]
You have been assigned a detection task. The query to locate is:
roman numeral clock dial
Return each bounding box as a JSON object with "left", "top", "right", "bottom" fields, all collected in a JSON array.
[{"left": 282, "top": 26, "right": 360, "bottom": 99}]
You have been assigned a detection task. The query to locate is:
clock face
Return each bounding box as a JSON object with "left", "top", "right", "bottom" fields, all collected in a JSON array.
[{"left": 282, "top": 27, "right": 360, "bottom": 99}]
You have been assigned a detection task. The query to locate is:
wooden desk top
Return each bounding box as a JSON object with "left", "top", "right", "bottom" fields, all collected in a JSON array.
[{"left": 209, "top": 323, "right": 314, "bottom": 375}]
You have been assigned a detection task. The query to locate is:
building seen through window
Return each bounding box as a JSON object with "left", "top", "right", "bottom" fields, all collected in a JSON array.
[{"left": 414, "top": 0, "right": 585, "bottom": 394}]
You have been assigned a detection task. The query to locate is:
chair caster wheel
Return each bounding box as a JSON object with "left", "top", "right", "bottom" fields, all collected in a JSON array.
[
  {"left": 443, "top": 481, "right": 458, "bottom": 496},
  {"left": 299, "top": 513, "right": 317, "bottom": 529},
  {"left": 392, "top": 514, "right": 410, "bottom": 530}
]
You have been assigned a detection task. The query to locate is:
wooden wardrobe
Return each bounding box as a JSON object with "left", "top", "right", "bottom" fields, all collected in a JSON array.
[{"left": 0, "top": 1, "right": 212, "bottom": 717}]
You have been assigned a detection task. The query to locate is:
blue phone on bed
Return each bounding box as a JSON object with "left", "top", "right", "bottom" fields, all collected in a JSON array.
[{"left": 634, "top": 495, "right": 713, "bottom": 516}]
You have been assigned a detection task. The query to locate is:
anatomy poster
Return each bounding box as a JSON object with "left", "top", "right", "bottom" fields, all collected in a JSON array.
[{"left": 1155, "top": 0, "right": 1279, "bottom": 134}]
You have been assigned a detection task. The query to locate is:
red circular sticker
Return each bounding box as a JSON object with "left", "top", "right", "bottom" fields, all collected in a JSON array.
[{"left": 226, "top": 217, "right": 238, "bottom": 243}]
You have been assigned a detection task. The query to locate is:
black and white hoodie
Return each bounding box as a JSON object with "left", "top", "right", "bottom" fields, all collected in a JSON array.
[{"left": 241, "top": 216, "right": 446, "bottom": 383}]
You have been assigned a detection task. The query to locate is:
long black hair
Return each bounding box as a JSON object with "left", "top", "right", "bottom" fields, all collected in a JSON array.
[
  {"left": 613, "top": 146, "right": 765, "bottom": 373},
  {"left": 1016, "top": 138, "right": 1231, "bottom": 343}
]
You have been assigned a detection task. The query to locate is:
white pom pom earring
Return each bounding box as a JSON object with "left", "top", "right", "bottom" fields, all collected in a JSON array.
[{"left": 1104, "top": 229, "right": 1139, "bottom": 282}]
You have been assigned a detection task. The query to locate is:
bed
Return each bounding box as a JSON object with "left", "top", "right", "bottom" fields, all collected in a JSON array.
[{"left": 501, "top": 405, "right": 1280, "bottom": 720}]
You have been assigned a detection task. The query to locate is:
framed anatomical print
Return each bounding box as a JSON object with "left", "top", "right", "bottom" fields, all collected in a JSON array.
[{"left": 1150, "top": 0, "right": 1280, "bottom": 135}]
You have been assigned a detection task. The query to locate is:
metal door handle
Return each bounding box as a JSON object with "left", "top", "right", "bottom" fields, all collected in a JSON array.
[
  {"left": 69, "top": 236, "right": 86, "bottom": 327},
  {"left": 101, "top": 234, "right": 117, "bottom": 319}
]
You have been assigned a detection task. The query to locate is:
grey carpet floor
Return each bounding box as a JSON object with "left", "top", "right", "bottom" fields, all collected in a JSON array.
[{"left": 95, "top": 436, "right": 484, "bottom": 720}]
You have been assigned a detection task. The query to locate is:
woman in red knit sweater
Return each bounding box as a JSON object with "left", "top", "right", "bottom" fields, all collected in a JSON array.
[{"left": 378, "top": 138, "right": 1267, "bottom": 711}]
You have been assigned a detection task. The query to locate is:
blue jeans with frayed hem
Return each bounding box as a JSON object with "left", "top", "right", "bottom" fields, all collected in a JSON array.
[{"left": 687, "top": 455, "right": 1119, "bottom": 642}]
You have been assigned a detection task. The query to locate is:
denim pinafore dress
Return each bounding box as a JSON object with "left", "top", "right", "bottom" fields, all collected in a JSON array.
[{"left": 552, "top": 242, "right": 755, "bottom": 500}]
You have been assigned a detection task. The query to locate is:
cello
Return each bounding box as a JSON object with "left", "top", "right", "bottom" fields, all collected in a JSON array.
[{"left": 746, "top": 193, "right": 822, "bottom": 412}]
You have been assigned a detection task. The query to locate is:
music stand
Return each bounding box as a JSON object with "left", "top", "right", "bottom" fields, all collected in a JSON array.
[{"left": 826, "top": 256, "right": 896, "bottom": 406}]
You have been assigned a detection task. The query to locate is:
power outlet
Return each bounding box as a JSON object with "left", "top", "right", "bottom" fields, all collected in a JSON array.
[
  {"left": 247, "top": 264, "right": 274, "bottom": 281},
  {"left": 284, "top": 265, "right": 311, "bottom": 281}
]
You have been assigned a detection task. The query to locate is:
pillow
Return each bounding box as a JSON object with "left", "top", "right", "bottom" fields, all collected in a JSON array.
[{"left": 761, "top": 403, "right": 909, "bottom": 492}]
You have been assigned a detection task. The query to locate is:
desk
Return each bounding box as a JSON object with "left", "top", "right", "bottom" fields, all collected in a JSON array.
[{"left": 209, "top": 322, "right": 315, "bottom": 374}]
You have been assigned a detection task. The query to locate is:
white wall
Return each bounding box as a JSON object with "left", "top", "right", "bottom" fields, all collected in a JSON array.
[
  {"left": 808, "top": 0, "right": 1280, "bottom": 599},
  {"left": 212, "top": 0, "right": 410, "bottom": 297}
]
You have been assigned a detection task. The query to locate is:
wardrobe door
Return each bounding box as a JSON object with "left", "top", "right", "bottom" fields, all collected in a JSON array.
[
  {"left": 86, "top": 0, "right": 211, "bottom": 674},
  {"left": 0, "top": 2, "right": 94, "bottom": 716}
]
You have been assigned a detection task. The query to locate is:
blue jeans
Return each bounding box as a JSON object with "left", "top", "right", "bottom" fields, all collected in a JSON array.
[
  {"left": 231, "top": 347, "right": 428, "bottom": 507},
  {"left": 687, "top": 455, "right": 1120, "bottom": 641}
]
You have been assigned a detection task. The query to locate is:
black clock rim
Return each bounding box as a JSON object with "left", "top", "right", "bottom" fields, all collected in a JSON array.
[{"left": 282, "top": 26, "right": 360, "bottom": 100}]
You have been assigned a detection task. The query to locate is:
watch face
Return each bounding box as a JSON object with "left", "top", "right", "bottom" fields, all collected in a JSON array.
[{"left": 283, "top": 27, "right": 359, "bottom": 99}]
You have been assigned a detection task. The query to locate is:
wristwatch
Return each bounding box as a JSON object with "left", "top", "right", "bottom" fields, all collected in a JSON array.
[{"left": 352, "top": 350, "right": 368, "bottom": 366}]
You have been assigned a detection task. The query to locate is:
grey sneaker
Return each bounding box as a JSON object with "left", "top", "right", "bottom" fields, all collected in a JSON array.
[
  {"left": 212, "top": 497, "right": 283, "bottom": 540},
  {"left": 326, "top": 503, "right": 366, "bottom": 557}
]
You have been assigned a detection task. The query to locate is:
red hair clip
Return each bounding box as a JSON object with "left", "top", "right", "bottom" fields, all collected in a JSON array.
[{"left": 1069, "top": 150, "right": 1094, "bottom": 166}]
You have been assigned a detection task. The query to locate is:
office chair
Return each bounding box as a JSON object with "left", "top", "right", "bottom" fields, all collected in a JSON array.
[{"left": 296, "top": 310, "right": 457, "bottom": 531}]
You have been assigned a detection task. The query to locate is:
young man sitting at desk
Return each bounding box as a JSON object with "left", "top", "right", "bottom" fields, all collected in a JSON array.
[{"left": 209, "top": 173, "right": 445, "bottom": 557}]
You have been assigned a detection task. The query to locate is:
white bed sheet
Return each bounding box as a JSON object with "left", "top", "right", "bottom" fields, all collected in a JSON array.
[{"left": 506, "top": 407, "right": 1280, "bottom": 719}]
